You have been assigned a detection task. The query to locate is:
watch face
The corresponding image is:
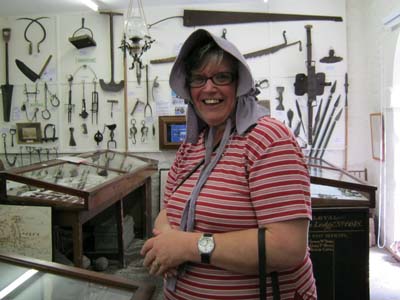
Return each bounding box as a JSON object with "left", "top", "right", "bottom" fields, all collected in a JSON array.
[{"left": 198, "top": 236, "right": 214, "bottom": 254}]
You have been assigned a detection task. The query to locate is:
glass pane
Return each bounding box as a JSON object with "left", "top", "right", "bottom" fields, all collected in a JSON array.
[
  {"left": 311, "top": 184, "right": 369, "bottom": 201},
  {"left": 0, "top": 262, "right": 29, "bottom": 291},
  {"left": 7, "top": 272, "right": 134, "bottom": 300},
  {"left": 18, "top": 162, "right": 122, "bottom": 190},
  {"left": 85, "top": 152, "right": 148, "bottom": 172},
  {"left": 308, "top": 165, "right": 361, "bottom": 184}
]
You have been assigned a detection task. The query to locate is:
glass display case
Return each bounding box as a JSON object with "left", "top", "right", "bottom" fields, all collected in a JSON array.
[
  {"left": 308, "top": 157, "right": 376, "bottom": 208},
  {"left": 0, "top": 253, "right": 155, "bottom": 300},
  {"left": 307, "top": 158, "right": 377, "bottom": 300},
  {"left": 0, "top": 150, "right": 158, "bottom": 267}
]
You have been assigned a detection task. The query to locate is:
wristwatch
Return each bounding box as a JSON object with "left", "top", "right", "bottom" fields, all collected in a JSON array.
[{"left": 197, "top": 233, "right": 215, "bottom": 264}]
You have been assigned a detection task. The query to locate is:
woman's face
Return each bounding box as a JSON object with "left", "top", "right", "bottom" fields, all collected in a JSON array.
[{"left": 189, "top": 55, "right": 237, "bottom": 128}]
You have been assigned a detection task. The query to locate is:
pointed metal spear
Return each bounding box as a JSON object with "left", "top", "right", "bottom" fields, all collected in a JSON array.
[
  {"left": 309, "top": 80, "right": 337, "bottom": 157},
  {"left": 344, "top": 73, "right": 349, "bottom": 169},
  {"left": 319, "top": 107, "right": 343, "bottom": 159},
  {"left": 313, "top": 98, "right": 323, "bottom": 136},
  {"left": 314, "top": 94, "right": 341, "bottom": 157},
  {"left": 295, "top": 99, "right": 307, "bottom": 136}
]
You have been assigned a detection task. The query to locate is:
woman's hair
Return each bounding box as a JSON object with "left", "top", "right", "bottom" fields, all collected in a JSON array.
[{"left": 184, "top": 40, "right": 238, "bottom": 76}]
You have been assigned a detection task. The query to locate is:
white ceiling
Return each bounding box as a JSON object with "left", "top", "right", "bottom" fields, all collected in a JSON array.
[{"left": 0, "top": 0, "right": 246, "bottom": 17}]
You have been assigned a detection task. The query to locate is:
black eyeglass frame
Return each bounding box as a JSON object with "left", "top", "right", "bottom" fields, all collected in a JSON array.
[{"left": 187, "top": 72, "right": 237, "bottom": 88}]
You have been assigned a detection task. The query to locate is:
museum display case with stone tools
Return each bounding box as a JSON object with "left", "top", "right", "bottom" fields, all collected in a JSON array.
[{"left": 0, "top": 150, "right": 158, "bottom": 268}]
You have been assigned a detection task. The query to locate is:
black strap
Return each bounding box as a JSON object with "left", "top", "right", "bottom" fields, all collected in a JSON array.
[
  {"left": 258, "top": 228, "right": 280, "bottom": 300},
  {"left": 258, "top": 228, "right": 267, "bottom": 300}
]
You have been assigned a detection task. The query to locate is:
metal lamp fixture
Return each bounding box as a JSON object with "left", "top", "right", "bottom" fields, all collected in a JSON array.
[{"left": 122, "top": 0, "right": 154, "bottom": 83}]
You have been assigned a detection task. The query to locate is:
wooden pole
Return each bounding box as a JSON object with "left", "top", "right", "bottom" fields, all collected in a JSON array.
[{"left": 123, "top": 34, "right": 129, "bottom": 152}]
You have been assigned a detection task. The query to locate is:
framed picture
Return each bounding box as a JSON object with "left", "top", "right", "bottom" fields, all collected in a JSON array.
[
  {"left": 16, "top": 122, "right": 42, "bottom": 144},
  {"left": 370, "top": 113, "right": 385, "bottom": 161},
  {"left": 158, "top": 115, "right": 186, "bottom": 149}
]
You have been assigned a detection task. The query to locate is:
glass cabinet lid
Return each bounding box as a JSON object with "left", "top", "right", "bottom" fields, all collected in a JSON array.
[
  {"left": 18, "top": 162, "right": 123, "bottom": 191},
  {"left": 79, "top": 151, "right": 150, "bottom": 173},
  {"left": 311, "top": 183, "right": 369, "bottom": 201},
  {"left": 0, "top": 262, "right": 134, "bottom": 300}
]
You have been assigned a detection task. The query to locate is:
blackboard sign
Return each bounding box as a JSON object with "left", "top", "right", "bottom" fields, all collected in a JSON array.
[{"left": 309, "top": 207, "right": 369, "bottom": 300}]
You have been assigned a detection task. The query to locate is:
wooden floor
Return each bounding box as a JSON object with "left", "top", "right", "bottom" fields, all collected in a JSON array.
[{"left": 370, "top": 246, "right": 400, "bottom": 300}]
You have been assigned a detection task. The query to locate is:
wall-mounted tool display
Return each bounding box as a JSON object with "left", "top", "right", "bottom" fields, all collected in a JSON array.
[
  {"left": 21, "top": 103, "right": 39, "bottom": 122},
  {"left": 69, "top": 17, "right": 97, "bottom": 49},
  {"left": 1, "top": 28, "right": 13, "bottom": 122},
  {"left": 69, "top": 127, "right": 76, "bottom": 147},
  {"left": 320, "top": 48, "right": 343, "bottom": 63},
  {"left": 41, "top": 83, "right": 51, "bottom": 120},
  {"left": 94, "top": 130, "right": 103, "bottom": 146},
  {"left": 42, "top": 123, "right": 58, "bottom": 142},
  {"left": 129, "top": 118, "right": 137, "bottom": 144},
  {"left": 344, "top": 73, "right": 349, "bottom": 169},
  {"left": 2, "top": 133, "right": 17, "bottom": 166},
  {"left": 15, "top": 54, "right": 52, "bottom": 82},
  {"left": 81, "top": 123, "right": 88, "bottom": 134},
  {"left": 275, "top": 86, "right": 285, "bottom": 111},
  {"left": 107, "top": 99, "right": 118, "bottom": 118},
  {"left": 309, "top": 81, "right": 337, "bottom": 156},
  {"left": 140, "top": 120, "right": 148, "bottom": 143},
  {"left": 45, "top": 82, "right": 60, "bottom": 107},
  {"left": 91, "top": 81, "right": 99, "bottom": 125},
  {"left": 79, "top": 81, "right": 89, "bottom": 119},
  {"left": 313, "top": 99, "right": 323, "bottom": 136},
  {"left": 319, "top": 108, "right": 343, "bottom": 159},
  {"left": 255, "top": 79, "right": 269, "bottom": 90},
  {"left": 151, "top": 31, "right": 302, "bottom": 65},
  {"left": 313, "top": 95, "right": 341, "bottom": 158},
  {"left": 182, "top": 9, "right": 343, "bottom": 27},
  {"left": 295, "top": 100, "right": 307, "bottom": 137},
  {"left": 105, "top": 124, "right": 117, "bottom": 149},
  {"left": 294, "top": 25, "right": 331, "bottom": 145},
  {"left": 244, "top": 31, "right": 302, "bottom": 59},
  {"left": 99, "top": 11, "right": 124, "bottom": 92},
  {"left": 287, "top": 109, "right": 294, "bottom": 128},
  {"left": 67, "top": 75, "right": 74, "bottom": 123},
  {"left": 17, "top": 17, "right": 49, "bottom": 54}
]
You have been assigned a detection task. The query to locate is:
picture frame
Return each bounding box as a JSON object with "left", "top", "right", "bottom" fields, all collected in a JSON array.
[
  {"left": 158, "top": 115, "right": 186, "bottom": 149},
  {"left": 369, "top": 113, "right": 385, "bottom": 161},
  {"left": 16, "top": 122, "right": 42, "bottom": 144}
]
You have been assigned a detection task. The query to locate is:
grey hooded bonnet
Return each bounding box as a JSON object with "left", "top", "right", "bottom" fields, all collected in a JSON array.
[{"left": 169, "top": 29, "right": 269, "bottom": 143}]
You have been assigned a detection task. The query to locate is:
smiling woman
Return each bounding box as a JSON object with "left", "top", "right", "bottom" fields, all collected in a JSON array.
[{"left": 140, "top": 28, "right": 317, "bottom": 300}]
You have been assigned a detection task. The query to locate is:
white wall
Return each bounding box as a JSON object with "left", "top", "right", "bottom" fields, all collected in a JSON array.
[
  {"left": 0, "top": 0, "right": 347, "bottom": 159},
  {"left": 347, "top": 0, "right": 400, "bottom": 247}
]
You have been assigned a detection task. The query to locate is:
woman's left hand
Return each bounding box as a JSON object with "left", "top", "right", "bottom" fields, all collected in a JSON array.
[{"left": 140, "top": 229, "right": 199, "bottom": 276}]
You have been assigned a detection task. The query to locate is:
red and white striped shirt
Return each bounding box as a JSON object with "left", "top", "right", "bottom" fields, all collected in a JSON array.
[{"left": 163, "top": 116, "right": 317, "bottom": 300}]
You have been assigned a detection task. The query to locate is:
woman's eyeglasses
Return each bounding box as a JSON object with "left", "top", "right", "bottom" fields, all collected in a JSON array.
[{"left": 187, "top": 72, "right": 236, "bottom": 88}]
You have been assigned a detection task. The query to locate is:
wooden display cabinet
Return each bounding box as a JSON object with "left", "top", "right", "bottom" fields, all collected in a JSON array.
[
  {"left": 308, "top": 158, "right": 377, "bottom": 300},
  {"left": 0, "top": 150, "right": 158, "bottom": 268}
]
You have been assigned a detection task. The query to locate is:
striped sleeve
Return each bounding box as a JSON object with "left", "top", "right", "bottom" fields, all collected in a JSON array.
[{"left": 246, "top": 118, "right": 312, "bottom": 224}]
